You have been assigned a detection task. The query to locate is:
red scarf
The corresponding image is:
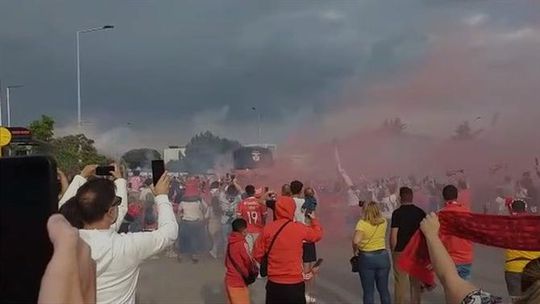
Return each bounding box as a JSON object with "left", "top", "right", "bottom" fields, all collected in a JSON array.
[{"left": 398, "top": 211, "right": 540, "bottom": 286}]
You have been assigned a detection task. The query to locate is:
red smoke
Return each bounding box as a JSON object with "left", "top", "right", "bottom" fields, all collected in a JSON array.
[{"left": 269, "top": 23, "right": 540, "bottom": 185}]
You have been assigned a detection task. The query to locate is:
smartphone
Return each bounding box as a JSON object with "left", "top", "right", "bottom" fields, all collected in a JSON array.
[
  {"left": 0, "top": 156, "right": 58, "bottom": 303},
  {"left": 152, "top": 160, "right": 165, "bottom": 186},
  {"left": 313, "top": 258, "right": 324, "bottom": 268},
  {"left": 96, "top": 165, "right": 114, "bottom": 176}
]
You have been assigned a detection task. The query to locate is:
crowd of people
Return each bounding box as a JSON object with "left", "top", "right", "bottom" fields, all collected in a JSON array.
[{"left": 30, "top": 152, "right": 540, "bottom": 304}]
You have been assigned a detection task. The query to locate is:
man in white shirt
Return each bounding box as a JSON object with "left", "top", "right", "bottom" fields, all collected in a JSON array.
[
  {"left": 59, "top": 165, "right": 178, "bottom": 304},
  {"left": 176, "top": 178, "right": 208, "bottom": 263},
  {"left": 219, "top": 184, "right": 242, "bottom": 242}
]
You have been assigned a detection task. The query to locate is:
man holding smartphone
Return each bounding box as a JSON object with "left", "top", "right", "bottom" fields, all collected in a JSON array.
[{"left": 58, "top": 164, "right": 178, "bottom": 304}]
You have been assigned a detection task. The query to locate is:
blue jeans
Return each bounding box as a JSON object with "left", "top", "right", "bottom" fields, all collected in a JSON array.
[
  {"left": 358, "top": 250, "right": 391, "bottom": 304},
  {"left": 456, "top": 264, "right": 472, "bottom": 281}
]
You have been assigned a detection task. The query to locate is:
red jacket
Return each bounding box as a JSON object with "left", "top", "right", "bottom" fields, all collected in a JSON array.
[
  {"left": 439, "top": 201, "right": 473, "bottom": 264},
  {"left": 225, "top": 232, "right": 254, "bottom": 288},
  {"left": 253, "top": 196, "right": 323, "bottom": 284}
]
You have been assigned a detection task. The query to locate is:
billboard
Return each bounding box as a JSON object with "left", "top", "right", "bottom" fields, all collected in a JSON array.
[{"left": 233, "top": 146, "right": 273, "bottom": 170}]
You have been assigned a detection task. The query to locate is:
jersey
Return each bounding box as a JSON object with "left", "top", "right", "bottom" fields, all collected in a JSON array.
[{"left": 237, "top": 197, "right": 267, "bottom": 234}]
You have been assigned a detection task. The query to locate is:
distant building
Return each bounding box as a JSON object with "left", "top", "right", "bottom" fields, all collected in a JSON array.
[
  {"left": 245, "top": 143, "right": 277, "bottom": 153},
  {"left": 233, "top": 146, "right": 274, "bottom": 170},
  {"left": 163, "top": 146, "right": 186, "bottom": 164}
]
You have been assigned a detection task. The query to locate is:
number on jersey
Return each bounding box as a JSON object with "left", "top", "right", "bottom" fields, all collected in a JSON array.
[{"left": 247, "top": 211, "right": 259, "bottom": 225}]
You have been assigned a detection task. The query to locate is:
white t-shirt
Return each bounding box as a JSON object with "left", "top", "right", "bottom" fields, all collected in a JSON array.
[
  {"left": 219, "top": 192, "right": 241, "bottom": 224},
  {"left": 380, "top": 194, "right": 398, "bottom": 219},
  {"left": 139, "top": 187, "right": 153, "bottom": 202},
  {"left": 179, "top": 200, "right": 207, "bottom": 221},
  {"left": 293, "top": 197, "right": 307, "bottom": 224}
]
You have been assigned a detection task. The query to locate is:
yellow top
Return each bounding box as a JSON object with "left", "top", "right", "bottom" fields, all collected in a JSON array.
[
  {"left": 355, "top": 219, "right": 387, "bottom": 252},
  {"left": 505, "top": 249, "right": 540, "bottom": 273}
]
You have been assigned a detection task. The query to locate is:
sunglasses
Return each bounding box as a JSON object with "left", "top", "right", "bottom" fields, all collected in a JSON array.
[{"left": 111, "top": 196, "right": 122, "bottom": 207}]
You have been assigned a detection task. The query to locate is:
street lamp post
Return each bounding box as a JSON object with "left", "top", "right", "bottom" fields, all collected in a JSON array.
[
  {"left": 76, "top": 25, "right": 114, "bottom": 129},
  {"left": 6, "top": 85, "right": 24, "bottom": 127},
  {"left": 0, "top": 79, "right": 3, "bottom": 126}
]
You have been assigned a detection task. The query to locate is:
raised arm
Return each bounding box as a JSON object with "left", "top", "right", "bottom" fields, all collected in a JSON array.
[
  {"left": 420, "top": 213, "right": 477, "bottom": 304},
  {"left": 130, "top": 173, "right": 179, "bottom": 261},
  {"left": 232, "top": 177, "right": 242, "bottom": 193},
  {"left": 335, "top": 146, "right": 355, "bottom": 188},
  {"left": 58, "top": 165, "right": 97, "bottom": 207},
  {"left": 110, "top": 164, "right": 128, "bottom": 232}
]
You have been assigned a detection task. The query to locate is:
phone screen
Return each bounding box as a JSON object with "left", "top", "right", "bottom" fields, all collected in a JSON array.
[
  {"left": 152, "top": 160, "right": 165, "bottom": 186},
  {"left": 0, "top": 156, "right": 58, "bottom": 303},
  {"left": 96, "top": 165, "right": 114, "bottom": 176}
]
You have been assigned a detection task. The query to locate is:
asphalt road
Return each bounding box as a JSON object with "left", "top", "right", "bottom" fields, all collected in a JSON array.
[{"left": 137, "top": 237, "right": 508, "bottom": 304}]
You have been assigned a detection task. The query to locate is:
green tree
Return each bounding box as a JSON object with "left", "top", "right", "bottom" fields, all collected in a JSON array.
[
  {"left": 51, "top": 134, "right": 108, "bottom": 176},
  {"left": 29, "top": 115, "right": 55, "bottom": 142},
  {"left": 26, "top": 115, "right": 108, "bottom": 175},
  {"left": 453, "top": 121, "right": 482, "bottom": 141},
  {"left": 380, "top": 117, "right": 407, "bottom": 136},
  {"left": 183, "top": 131, "right": 241, "bottom": 174}
]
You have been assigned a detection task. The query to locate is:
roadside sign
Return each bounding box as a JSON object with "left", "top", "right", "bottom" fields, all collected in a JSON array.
[
  {"left": 0, "top": 127, "right": 12, "bottom": 147},
  {"left": 7, "top": 127, "right": 32, "bottom": 143}
]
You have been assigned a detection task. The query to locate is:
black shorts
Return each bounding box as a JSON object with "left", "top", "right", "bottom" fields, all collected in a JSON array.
[
  {"left": 266, "top": 281, "right": 306, "bottom": 304},
  {"left": 302, "top": 242, "right": 317, "bottom": 263}
]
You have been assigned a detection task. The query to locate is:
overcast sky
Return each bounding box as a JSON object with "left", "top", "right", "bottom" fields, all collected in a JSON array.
[{"left": 1, "top": 0, "right": 538, "bottom": 151}]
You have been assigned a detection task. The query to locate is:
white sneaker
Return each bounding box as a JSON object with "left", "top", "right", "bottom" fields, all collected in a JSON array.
[{"left": 305, "top": 294, "right": 316, "bottom": 303}]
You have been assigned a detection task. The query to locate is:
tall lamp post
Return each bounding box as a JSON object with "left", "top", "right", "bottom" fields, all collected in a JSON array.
[
  {"left": 6, "top": 85, "right": 24, "bottom": 127},
  {"left": 76, "top": 25, "right": 114, "bottom": 129},
  {"left": 0, "top": 79, "right": 3, "bottom": 126}
]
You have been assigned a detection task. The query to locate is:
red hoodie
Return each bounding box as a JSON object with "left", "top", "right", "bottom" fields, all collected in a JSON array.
[
  {"left": 253, "top": 196, "right": 323, "bottom": 284},
  {"left": 225, "top": 232, "right": 254, "bottom": 288}
]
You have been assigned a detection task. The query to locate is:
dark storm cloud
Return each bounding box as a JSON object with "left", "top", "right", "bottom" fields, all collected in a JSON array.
[{"left": 0, "top": 0, "right": 536, "bottom": 137}]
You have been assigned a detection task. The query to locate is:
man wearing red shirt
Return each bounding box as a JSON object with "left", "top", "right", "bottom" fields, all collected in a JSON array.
[
  {"left": 237, "top": 185, "right": 267, "bottom": 252},
  {"left": 439, "top": 185, "right": 474, "bottom": 280}
]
